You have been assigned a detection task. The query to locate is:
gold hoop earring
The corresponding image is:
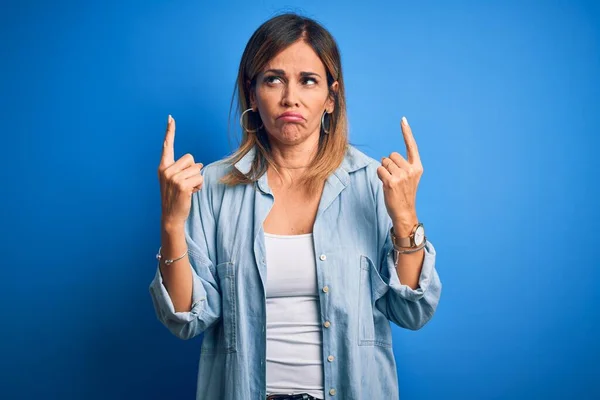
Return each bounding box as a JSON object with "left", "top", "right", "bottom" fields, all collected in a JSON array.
[
  {"left": 321, "top": 111, "right": 332, "bottom": 134},
  {"left": 240, "top": 108, "right": 264, "bottom": 133}
]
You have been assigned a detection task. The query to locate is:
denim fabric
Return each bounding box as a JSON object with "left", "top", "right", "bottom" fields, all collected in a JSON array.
[{"left": 149, "top": 145, "right": 442, "bottom": 400}]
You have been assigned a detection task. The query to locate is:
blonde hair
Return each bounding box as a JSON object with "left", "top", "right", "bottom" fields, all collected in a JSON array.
[{"left": 221, "top": 12, "right": 348, "bottom": 195}]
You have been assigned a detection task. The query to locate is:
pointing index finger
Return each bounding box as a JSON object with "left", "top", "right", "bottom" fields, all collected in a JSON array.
[
  {"left": 161, "top": 115, "right": 175, "bottom": 166},
  {"left": 401, "top": 116, "right": 420, "bottom": 165}
]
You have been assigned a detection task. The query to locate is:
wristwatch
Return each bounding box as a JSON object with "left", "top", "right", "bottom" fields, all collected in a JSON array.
[{"left": 391, "top": 222, "right": 426, "bottom": 249}]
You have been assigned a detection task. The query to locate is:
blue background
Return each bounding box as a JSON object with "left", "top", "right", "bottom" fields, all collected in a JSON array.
[{"left": 2, "top": 0, "right": 599, "bottom": 399}]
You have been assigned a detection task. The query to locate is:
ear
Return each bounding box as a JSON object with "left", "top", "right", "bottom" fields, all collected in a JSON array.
[{"left": 326, "top": 81, "right": 339, "bottom": 113}]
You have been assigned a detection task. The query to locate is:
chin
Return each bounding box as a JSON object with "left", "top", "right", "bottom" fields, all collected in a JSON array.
[{"left": 270, "top": 124, "right": 308, "bottom": 144}]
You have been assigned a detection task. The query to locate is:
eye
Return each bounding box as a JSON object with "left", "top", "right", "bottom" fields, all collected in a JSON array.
[
  {"left": 303, "top": 77, "right": 318, "bottom": 86},
  {"left": 264, "top": 75, "right": 282, "bottom": 85}
]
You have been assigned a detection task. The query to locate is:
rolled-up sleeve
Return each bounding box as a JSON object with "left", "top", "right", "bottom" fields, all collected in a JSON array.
[
  {"left": 149, "top": 166, "right": 222, "bottom": 340},
  {"left": 377, "top": 235, "right": 442, "bottom": 330},
  {"left": 367, "top": 161, "right": 442, "bottom": 330},
  {"left": 149, "top": 249, "right": 221, "bottom": 340}
]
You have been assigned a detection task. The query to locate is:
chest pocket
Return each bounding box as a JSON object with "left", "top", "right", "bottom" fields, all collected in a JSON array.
[
  {"left": 201, "top": 261, "right": 238, "bottom": 354},
  {"left": 358, "top": 255, "right": 393, "bottom": 348}
]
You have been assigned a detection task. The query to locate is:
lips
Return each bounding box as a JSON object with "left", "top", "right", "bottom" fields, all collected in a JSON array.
[{"left": 277, "top": 112, "right": 304, "bottom": 122}]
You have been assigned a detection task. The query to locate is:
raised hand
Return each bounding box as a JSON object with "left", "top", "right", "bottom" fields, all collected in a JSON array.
[
  {"left": 377, "top": 116, "right": 423, "bottom": 230},
  {"left": 157, "top": 115, "right": 204, "bottom": 228}
]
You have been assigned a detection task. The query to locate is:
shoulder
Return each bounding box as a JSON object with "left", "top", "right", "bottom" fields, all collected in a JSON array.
[
  {"left": 342, "top": 145, "right": 380, "bottom": 174},
  {"left": 343, "top": 145, "right": 389, "bottom": 208},
  {"left": 200, "top": 145, "right": 257, "bottom": 185},
  {"left": 200, "top": 156, "right": 234, "bottom": 185},
  {"left": 342, "top": 145, "right": 382, "bottom": 187},
  {"left": 192, "top": 156, "right": 239, "bottom": 210},
  {"left": 190, "top": 155, "right": 240, "bottom": 219}
]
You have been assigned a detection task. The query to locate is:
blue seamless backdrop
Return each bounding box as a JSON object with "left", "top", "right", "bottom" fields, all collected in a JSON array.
[{"left": 1, "top": 0, "right": 599, "bottom": 399}]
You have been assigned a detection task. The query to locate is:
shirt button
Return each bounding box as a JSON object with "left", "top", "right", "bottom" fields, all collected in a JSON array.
[
  {"left": 322, "top": 286, "right": 329, "bottom": 293},
  {"left": 329, "top": 388, "right": 336, "bottom": 396},
  {"left": 323, "top": 321, "right": 331, "bottom": 328},
  {"left": 319, "top": 254, "right": 327, "bottom": 261},
  {"left": 327, "top": 355, "right": 334, "bottom": 362}
]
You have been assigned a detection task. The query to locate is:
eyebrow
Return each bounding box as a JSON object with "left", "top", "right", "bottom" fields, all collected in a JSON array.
[{"left": 263, "top": 69, "right": 322, "bottom": 79}]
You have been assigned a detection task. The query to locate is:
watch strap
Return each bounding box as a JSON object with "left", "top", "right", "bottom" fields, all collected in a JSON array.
[
  {"left": 391, "top": 227, "right": 412, "bottom": 247},
  {"left": 391, "top": 222, "right": 424, "bottom": 249}
]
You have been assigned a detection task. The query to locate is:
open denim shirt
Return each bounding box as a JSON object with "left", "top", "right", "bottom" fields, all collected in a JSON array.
[{"left": 149, "top": 145, "right": 442, "bottom": 400}]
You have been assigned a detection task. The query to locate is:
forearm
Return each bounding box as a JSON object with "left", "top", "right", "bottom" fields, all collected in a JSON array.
[
  {"left": 392, "top": 218, "right": 424, "bottom": 290},
  {"left": 159, "top": 221, "right": 193, "bottom": 312}
]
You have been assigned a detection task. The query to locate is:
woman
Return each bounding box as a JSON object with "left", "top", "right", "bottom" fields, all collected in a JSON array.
[{"left": 150, "top": 12, "right": 442, "bottom": 400}]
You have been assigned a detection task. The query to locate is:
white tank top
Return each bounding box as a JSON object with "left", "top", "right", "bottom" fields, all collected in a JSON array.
[{"left": 264, "top": 232, "right": 324, "bottom": 399}]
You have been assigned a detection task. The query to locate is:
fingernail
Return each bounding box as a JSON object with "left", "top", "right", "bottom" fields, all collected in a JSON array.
[
  {"left": 402, "top": 116, "right": 408, "bottom": 125},
  {"left": 168, "top": 114, "right": 172, "bottom": 123}
]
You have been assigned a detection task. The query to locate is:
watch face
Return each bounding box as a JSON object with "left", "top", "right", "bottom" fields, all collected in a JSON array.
[{"left": 414, "top": 225, "right": 425, "bottom": 246}]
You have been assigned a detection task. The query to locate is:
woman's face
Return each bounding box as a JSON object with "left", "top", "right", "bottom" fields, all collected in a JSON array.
[{"left": 249, "top": 40, "right": 337, "bottom": 146}]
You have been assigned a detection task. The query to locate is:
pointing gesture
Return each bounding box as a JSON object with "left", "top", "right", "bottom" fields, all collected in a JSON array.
[
  {"left": 377, "top": 116, "right": 423, "bottom": 229},
  {"left": 161, "top": 114, "right": 176, "bottom": 166},
  {"left": 158, "top": 115, "right": 204, "bottom": 229}
]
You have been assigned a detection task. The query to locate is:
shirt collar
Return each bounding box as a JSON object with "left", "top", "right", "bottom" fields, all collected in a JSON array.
[
  {"left": 233, "top": 144, "right": 371, "bottom": 178},
  {"left": 233, "top": 146, "right": 256, "bottom": 175}
]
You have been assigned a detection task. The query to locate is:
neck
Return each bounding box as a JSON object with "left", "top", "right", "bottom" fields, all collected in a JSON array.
[{"left": 269, "top": 134, "right": 319, "bottom": 171}]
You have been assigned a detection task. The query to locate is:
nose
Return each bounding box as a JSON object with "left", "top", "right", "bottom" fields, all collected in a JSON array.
[{"left": 281, "top": 83, "right": 299, "bottom": 108}]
